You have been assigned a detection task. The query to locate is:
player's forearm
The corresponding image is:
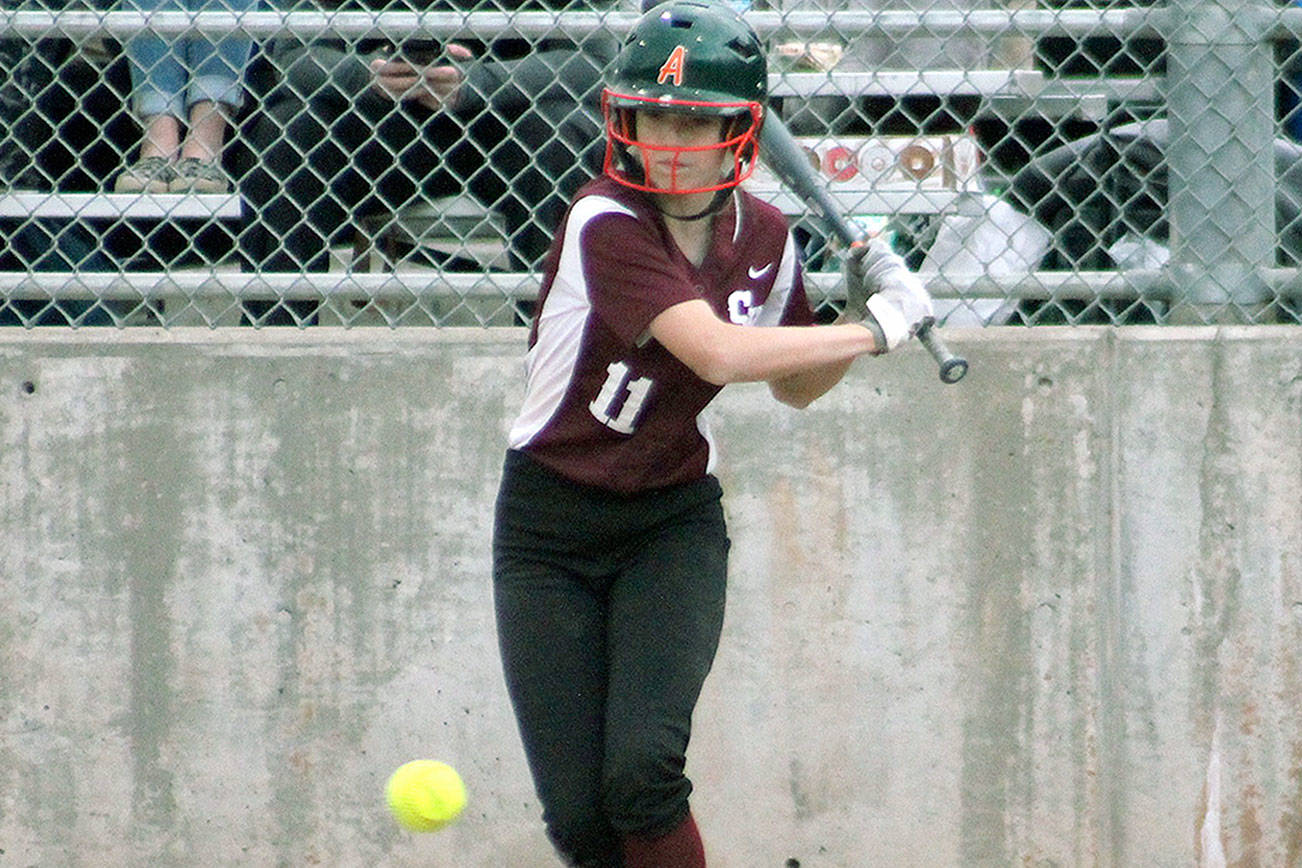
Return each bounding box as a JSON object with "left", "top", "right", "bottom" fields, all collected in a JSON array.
[
  {"left": 651, "top": 300, "right": 878, "bottom": 386},
  {"left": 697, "top": 322, "right": 876, "bottom": 385}
]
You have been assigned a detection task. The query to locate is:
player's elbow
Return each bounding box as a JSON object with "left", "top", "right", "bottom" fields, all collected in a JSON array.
[
  {"left": 687, "top": 350, "right": 739, "bottom": 387},
  {"left": 776, "top": 391, "right": 815, "bottom": 410},
  {"left": 675, "top": 338, "right": 749, "bottom": 386},
  {"left": 768, "top": 376, "right": 817, "bottom": 409},
  {"left": 770, "top": 361, "right": 849, "bottom": 408}
]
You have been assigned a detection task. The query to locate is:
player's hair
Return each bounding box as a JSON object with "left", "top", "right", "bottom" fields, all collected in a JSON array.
[{"left": 602, "top": 0, "right": 767, "bottom": 197}]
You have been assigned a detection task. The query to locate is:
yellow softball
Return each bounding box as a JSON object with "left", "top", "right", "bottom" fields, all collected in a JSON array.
[{"left": 385, "top": 760, "right": 467, "bottom": 833}]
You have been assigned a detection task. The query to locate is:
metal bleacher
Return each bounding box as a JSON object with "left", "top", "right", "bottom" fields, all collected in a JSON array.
[{"left": 0, "top": 192, "right": 241, "bottom": 220}]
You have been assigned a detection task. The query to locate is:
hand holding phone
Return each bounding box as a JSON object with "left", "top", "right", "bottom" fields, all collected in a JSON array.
[
  {"left": 394, "top": 39, "right": 441, "bottom": 66},
  {"left": 370, "top": 43, "right": 474, "bottom": 110}
]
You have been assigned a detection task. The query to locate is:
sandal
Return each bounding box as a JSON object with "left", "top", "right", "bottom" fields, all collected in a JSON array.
[
  {"left": 169, "top": 157, "right": 231, "bottom": 194},
  {"left": 114, "top": 156, "right": 175, "bottom": 194}
]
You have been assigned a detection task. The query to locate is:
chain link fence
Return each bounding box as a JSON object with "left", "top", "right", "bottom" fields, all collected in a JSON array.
[{"left": 2, "top": 0, "right": 1302, "bottom": 327}]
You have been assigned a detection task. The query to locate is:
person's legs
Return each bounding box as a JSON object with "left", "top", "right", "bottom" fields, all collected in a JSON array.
[
  {"left": 370, "top": 104, "right": 459, "bottom": 220},
  {"left": 125, "top": 58, "right": 185, "bottom": 134},
  {"left": 169, "top": 0, "right": 251, "bottom": 192},
  {"left": 493, "top": 559, "right": 622, "bottom": 866},
  {"left": 119, "top": 0, "right": 185, "bottom": 190},
  {"left": 170, "top": 98, "right": 235, "bottom": 192},
  {"left": 603, "top": 488, "right": 728, "bottom": 866},
  {"left": 621, "top": 812, "right": 706, "bottom": 868},
  {"left": 183, "top": 5, "right": 252, "bottom": 118},
  {"left": 179, "top": 0, "right": 251, "bottom": 164},
  {"left": 136, "top": 114, "right": 182, "bottom": 160},
  {"left": 123, "top": 0, "right": 186, "bottom": 136},
  {"left": 240, "top": 43, "right": 446, "bottom": 272},
  {"left": 181, "top": 99, "right": 228, "bottom": 163},
  {"left": 492, "top": 454, "right": 623, "bottom": 866},
  {"left": 494, "top": 452, "right": 729, "bottom": 866},
  {"left": 240, "top": 91, "right": 365, "bottom": 271}
]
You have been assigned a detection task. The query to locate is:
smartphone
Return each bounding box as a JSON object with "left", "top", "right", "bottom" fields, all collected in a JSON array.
[{"left": 394, "top": 39, "right": 441, "bottom": 66}]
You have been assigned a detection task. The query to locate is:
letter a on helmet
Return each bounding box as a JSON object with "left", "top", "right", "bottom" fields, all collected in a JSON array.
[{"left": 657, "top": 45, "right": 688, "bottom": 86}]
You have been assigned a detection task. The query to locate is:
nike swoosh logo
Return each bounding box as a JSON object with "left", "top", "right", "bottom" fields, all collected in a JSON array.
[{"left": 748, "top": 263, "right": 773, "bottom": 280}]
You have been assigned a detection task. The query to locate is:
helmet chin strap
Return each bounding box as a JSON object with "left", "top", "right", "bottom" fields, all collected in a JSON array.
[
  {"left": 656, "top": 187, "right": 733, "bottom": 222},
  {"left": 655, "top": 148, "right": 743, "bottom": 222}
]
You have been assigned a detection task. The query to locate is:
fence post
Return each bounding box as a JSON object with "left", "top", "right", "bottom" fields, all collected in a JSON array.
[{"left": 1163, "top": 0, "right": 1276, "bottom": 322}]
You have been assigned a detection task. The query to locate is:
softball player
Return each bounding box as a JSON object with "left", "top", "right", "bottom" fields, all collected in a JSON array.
[{"left": 492, "top": 3, "right": 933, "bottom": 864}]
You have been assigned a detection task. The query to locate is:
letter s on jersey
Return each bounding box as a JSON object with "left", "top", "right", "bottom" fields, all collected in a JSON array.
[{"left": 728, "top": 289, "right": 757, "bottom": 325}]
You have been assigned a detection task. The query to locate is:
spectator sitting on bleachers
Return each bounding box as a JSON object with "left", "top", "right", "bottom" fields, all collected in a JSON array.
[
  {"left": 115, "top": 0, "right": 256, "bottom": 194},
  {"left": 238, "top": 0, "right": 618, "bottom": 272},
  {"left": 1, "top": 0, "right": 126, "bottom": 281}
]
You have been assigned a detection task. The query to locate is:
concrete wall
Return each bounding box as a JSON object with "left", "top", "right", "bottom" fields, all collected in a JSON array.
[{"left": 1, "top": 327, "right": 1299, "bottom": 868}]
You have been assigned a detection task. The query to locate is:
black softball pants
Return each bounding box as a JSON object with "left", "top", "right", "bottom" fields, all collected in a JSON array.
[{"left": 492, "top": 450, "right": 729, "bottom": 867}]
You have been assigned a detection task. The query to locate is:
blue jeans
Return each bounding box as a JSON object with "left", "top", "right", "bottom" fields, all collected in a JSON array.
[{"left": 124, "top": 0, "right": 254, "bottom": 119}]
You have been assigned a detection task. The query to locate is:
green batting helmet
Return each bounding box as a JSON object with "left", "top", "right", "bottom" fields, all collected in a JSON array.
[
  {"left": 607, "top": 0, "right": 767, "bottom": 110},
  {"left": 603, "top": 0, "right": 768, "bottom": 194}
]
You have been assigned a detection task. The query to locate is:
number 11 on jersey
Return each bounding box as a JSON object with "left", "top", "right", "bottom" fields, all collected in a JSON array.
[{"left": 589, "top": 361, "right": 654, "bottom": 435}]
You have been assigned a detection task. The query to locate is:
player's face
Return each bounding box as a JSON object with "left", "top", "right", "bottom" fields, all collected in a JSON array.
[{"left": 633, "top": 110, "right": 730, "bottom": 192}]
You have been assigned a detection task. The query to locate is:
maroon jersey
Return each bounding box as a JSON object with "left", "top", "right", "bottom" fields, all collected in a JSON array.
[{"left": 508, "top": 176, "right": 814, "bottom": 494}]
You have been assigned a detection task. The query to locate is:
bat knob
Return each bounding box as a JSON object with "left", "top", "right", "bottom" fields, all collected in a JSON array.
[{"left": 938, "top": 355, "right": 969, "bottom": 384}]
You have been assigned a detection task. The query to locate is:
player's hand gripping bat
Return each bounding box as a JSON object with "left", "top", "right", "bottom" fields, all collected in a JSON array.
[{"left": 759, "top": 113, "right": 969, "bottom": 384}]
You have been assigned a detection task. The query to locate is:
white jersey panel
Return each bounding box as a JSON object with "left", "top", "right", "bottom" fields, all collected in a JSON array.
[
  {"left": 751, "top": 230, "right": 800, "bottom": 327},
  {"left": 508, "top": 196, "right": 636, "bottom": 449},
  {"left": 698, "top": 412, "right": 718, "bottom": 476}
]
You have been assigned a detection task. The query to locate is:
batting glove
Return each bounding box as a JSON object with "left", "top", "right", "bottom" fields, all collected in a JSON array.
[{"left": 843, "top": 238, "right": 934, "bottom": 353}]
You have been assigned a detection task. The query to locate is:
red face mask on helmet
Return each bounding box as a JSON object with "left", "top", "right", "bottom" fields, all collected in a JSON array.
[
  {"left": 602, "top": 1, "right": 768, "bottom": 196},
  {"left": 602, "top": 92, "right": 763, "bottom": 195}
]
